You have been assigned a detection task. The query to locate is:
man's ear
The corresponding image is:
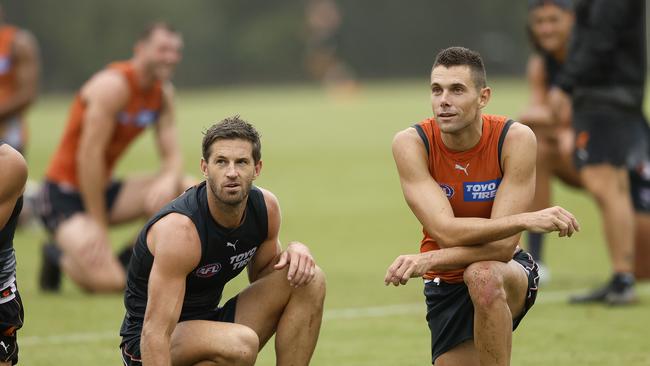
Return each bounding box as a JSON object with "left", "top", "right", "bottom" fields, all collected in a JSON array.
[
  {"left": 253, "top": 160, "right": 263, "bottom": 180},
  {"left": 478, "top": 87, "right": 491, "bottom": 109},
  {"left": 200, "top": 157, "right": 208, "bottom": 178}
]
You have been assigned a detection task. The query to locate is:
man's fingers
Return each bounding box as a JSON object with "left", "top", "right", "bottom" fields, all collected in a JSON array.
[
  {"left": 401, "top": 267, "right": 414, "bottom": 285},
  {"left": 385, "top": 257, "right": 403, "bottom": 285},
  {"left": 286, "top": 252, "right": 299, "bottom": 282},
  {"left": 552, "top": 216, "right": 568, "bottom": 237},
  {"left": 274, "top": 251, "right": 289, "bottom": 270},
  {"left": 292, "top": 256, "right": 308, "bottom": 287}
]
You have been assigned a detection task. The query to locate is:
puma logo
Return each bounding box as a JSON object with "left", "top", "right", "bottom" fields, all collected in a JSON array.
[
  {"left": 0, "top": 341, "right": 9, "bottom": 353},
  {"left": 454, "top": 162, "right": 469, "bottom": 176},
  {"left": 226, "top": 240, "right": 238, "bottom": 251}
]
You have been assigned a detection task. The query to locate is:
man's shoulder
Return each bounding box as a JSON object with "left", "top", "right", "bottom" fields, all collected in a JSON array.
[
  {"left": 80, "top": 67, "right": 130, "bottom": 106},
  {"left": 0, "top": 144, "right": 26, "bottom": 199},
  {"left": 502, "top": 121, "right": 535, "bottom": 142}
]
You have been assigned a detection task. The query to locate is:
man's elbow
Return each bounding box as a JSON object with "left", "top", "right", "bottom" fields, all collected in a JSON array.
[
  {"left": 493, "top": 241, "right": 519, "bottom": 262},
  {"left": 429, "top": 230, "right": 461, "bottom": 248}
]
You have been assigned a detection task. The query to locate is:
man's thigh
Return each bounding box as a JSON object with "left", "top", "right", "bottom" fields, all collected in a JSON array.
[
  {"left": 109, "top": 175, "right": 160, "bottom": 224},
  {"left": 233, "top": 267, "right": 294, "bottom": 347},
  {"left": 121, "top": 320, "right": 257, "bottom": 366},
  {"left": 170, "top": 320, "right": 257, "bottom": 366}
]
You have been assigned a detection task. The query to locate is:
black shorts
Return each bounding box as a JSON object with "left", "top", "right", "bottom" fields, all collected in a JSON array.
[
  {"left": 36, "top": 180, "right": 123, "bottom": 233},
  {"left": 119, "top": 296, "right": 238, "bottom": 366},
  {"left": 572, "top": 105, "right": 649, "bottom": 170},
  {"left": 0, "top": 287, "right": 24, "bottom": 365},
  {"left": 424, "top": 250, "right": 539, "bottom": 364}
]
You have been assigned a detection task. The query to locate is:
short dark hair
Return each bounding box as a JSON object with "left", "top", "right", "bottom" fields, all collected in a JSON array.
[
  {"left": 202, "top": 115, "right": 261, "bottom": 163},
  {"left": 528, "top": 0, "right": 572, "bottom": 11},
  {"left": 432, "top": 47, "right": 487, "bottom": 89},
  {"left": 138, "top": 21, "right": 178, "bottom": 42}
]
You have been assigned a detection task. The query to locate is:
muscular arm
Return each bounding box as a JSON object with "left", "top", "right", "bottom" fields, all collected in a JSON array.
[
  {"left": 76, "top": 71, "right": 129, "bottom": 227},
  {"left": 144, "top": 82, "right": 184, "bottom": 212},
  {"left": 154, "top": 82, "right": 183, "bottom": 179},
  {"left": 247, "top": 188, "right": 316, "bottom": 287},
  {"left": 519, "top": 55, "right": 554, "bottom": 128},
  {"left": 393, "top": 128, "right": 531, "bottom": 248},
  {"left": 247, "top": 189, "right": 282, "bottom": 283},
  {"left": 0, "top": 29, "right": 39, "bottom": 121},
  {"left": 0, "top": 145, "right": 26, "bottom": 229},
  {"left": 141, "top": 213, "right": 201, "bottom": 366}
]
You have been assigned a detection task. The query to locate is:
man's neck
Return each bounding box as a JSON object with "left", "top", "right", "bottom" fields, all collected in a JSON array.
[
  {"left": 440, "top": 115, "right": 483, "bottom": 152},
  {"left": 206, "top": 189, "right": 247, "bottom": 229},
  {"left": 129, "top": 58, "right": 156, "bottom": 90}
]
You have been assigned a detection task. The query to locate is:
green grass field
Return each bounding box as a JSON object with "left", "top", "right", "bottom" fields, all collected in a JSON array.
[{"left": 13, "top": 79, "right": 650, "bottom": 365}]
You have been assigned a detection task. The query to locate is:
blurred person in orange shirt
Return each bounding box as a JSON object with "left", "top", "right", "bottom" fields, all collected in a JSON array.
[{"left": 36, "top": 22, "right": 191, "bottom": 293}]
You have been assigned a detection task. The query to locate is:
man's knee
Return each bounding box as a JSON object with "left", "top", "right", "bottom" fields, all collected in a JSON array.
[
  {"left": 298, "top": 265, "right": 326, "bottom": 304},
  {"left": 209, "top": 326, "right": 259, "bottom": 366},
  {"left": 464, "top": 261, "right": 507, "bottom": 310}
]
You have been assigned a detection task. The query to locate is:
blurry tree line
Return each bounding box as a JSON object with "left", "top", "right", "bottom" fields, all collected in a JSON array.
[{"left": 7, "top": 0, "right": 540, "bottom": 91}]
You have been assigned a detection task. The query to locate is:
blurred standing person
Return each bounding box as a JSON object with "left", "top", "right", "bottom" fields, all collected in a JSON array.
[
  {"left": 520, "top": 0, "right": 577, "bottom": 283},
  {"left": 37, "top": 22, "right": 189, "bottom": 293},
  {"left": 0, "top": 143, "right": 27, "bottom": 365},
  {"left": 523, "top": 0, "right": 650, "bottom": 283},
  {"left": 0, "top": 5, "right": 39, "bottom": 155},
  {"left": 551, "top": 0, "right": 649, "bottom": 304},
  {"left": 304, "top": 0, "right": 358, "bottom": 96}
]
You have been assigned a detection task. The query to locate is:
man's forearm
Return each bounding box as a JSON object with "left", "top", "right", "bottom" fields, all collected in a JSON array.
[
  {"left": 78, "top": 156, "right": 109, "bottom": 226},
  {"left": 426, "top": 242, "right": 516, "bottom": 273},
  {"left": 425, "top": 213, "right": 526, "bottom": 249},
  {"left": 141, "top": 332, "right": 172, "bottom": 366}
]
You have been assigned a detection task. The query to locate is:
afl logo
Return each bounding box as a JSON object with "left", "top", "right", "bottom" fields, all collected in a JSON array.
[
  {"left": 439, "top": 183, "right": 454, "bottom": 198},
  {"left": 195, "top": 263, "right": 222, "bottom": 278}
]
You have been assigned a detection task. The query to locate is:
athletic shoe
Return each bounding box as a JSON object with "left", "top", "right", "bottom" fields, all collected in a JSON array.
[
  {"left": 38, "top": 242, "right": 62, "bottom": 292},
  {"left": 569, "top": 273, "right": 637, "bottom": 305}
]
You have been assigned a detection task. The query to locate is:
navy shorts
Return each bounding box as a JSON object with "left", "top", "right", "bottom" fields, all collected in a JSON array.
[
  {"left": 120, "top": 296, "right": 238, "bottom": 366},
  {"left": 0, "top": 286, "right": 23, "bottom": 365},
  {"left": 36, "top": 180, "right": 123, "bottom": 234},
  {"left": 572, "top": 105, "right": 649, "bottom": 170},
  {"left": 424, "top": 250, "right": 539, "bottom": 364}
]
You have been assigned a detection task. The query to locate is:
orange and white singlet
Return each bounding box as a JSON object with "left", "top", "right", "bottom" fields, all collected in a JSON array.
[
  {"left": 46, "top": 61, "right": 163, "bottom": 188},
  {"left": 413, "top": 114, "right": 513, "bottom": 283}
]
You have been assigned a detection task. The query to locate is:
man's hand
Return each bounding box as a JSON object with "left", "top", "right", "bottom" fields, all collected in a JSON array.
[
  {"left": 145, "top": 173, "right": 180, "bottom": 214},
  {"left": 384, "top": 252, "right": 432, "bottom": 287},
  {"left": 77, "top": 217, "right": 112, "bottom": 266},
  {"left": 522, "top": 206, "right": 580, "bottom": 237},
  {"left": 548, "top": 87, "right": 572, "bottom": 124},
  {"left": 274, "top": 241, "right": 316, "bottom": 287}
]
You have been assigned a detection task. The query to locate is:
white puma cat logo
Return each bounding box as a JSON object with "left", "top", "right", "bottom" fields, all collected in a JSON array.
[
  {"left": 226, "top": 240, "right": 238, "bottom": 251},
  {"left": 454, "top": 162, "right": 469, "bottom": 176}
]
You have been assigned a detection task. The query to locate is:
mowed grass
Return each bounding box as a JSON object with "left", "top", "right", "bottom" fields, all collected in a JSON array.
[{"left": 14, "top": 79, "right": 650, "bottom": 365}]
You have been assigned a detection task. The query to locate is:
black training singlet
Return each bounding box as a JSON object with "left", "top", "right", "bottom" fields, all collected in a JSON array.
[
  {"left": 0, "top": 141, "right": 22, "bottom": 294},
  {"left": 120, "top": 181, "right": 268, "bottom": 342}
]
